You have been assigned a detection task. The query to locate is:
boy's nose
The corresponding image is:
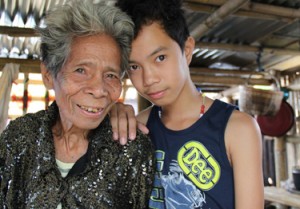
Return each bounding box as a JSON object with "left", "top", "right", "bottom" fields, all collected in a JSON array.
[{"left": 143, "top": 68, "right": 160, "bottom": 86}]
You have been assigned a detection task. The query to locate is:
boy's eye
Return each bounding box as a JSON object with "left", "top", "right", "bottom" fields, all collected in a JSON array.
[
  {"left": 129, "top": 65, "right": 140, "bottom": 71},
  {"left": 156, "top": 55, "right": 165, "bottom": 62}
]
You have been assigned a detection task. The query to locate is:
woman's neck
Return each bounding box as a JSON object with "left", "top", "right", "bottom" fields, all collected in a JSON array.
[{"left": 52, "top": 120, "right": 89, "bottom": 163}]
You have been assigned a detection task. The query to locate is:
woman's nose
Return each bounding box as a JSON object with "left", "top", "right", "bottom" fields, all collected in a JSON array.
[{"left": 85, "top": 78, "right": 108, "bottom": 98}]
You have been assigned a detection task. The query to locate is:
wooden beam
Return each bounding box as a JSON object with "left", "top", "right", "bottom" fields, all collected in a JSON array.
[
  {"left": 0, "top": 58, "right": 276, "bottom": 90},
  {"left": 186, "top": 0, "right": 300, "bottom": 18},
  {"left": 186, "top": 2, "right": 292, "bottom": 21},
  {"left": 190, "top": 67, "right": 264, "bottom": 77},
  {"left": 195, "top": 41, "right": 300, "bottom": 56},
  {"left": 0, "top": 26, "right": 38, "bottom": 37},
  {"left": 264, "top": 187, "right": 300, "bottom": 208},
  {"left": 195, "top": 85, "right": 231, "bottom": 92},
  {"left": 244, "top": 2, "right": 300, "bottom": 18},
  {"left": 0, "top": 58, "right": 272, "bottom": 87},
  {"left": 191, "top": 74, "right": 272, "bottom": 86},
  {"left": 0, "top": 58, "right": 41, "bottom": 73},
  {"left": 190, "top": 0, "right": 249, "bottom": 39}
]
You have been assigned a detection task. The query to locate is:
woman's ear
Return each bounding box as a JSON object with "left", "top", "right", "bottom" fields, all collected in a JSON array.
[
  {"left": 184, "top": 36, "right": 195, "bottom": 65},
  {"left": 40, "top": 63, "right": 54, "bottom": 89}
]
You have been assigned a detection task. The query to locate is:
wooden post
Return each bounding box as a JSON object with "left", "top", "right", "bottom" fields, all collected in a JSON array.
[
  {"left": 273, "top": 136, "right": 288, "bottom": 209},
  {"left": 23, "top": 73, "right": 29, "bottom": 115},
  {"left": 274, "top": 136, "right": 287, "bottom": 186}
]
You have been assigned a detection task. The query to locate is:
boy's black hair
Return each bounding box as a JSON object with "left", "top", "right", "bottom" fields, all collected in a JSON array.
[{"left": 115, "top": 0, "right": 190, "bottom": 51}]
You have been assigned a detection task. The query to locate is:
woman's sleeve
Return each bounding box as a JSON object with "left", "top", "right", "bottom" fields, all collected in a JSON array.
[
  {"left": 129, "top": 133, "right": 156, "bottom": 209},
  {"left": 0, "top": 127, "right": 12, "bottom": 206}
]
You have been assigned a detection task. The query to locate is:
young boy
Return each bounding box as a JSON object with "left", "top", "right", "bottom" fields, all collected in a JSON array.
[{"left": 112, "top": 0, "right": 264, "bottom": 208}]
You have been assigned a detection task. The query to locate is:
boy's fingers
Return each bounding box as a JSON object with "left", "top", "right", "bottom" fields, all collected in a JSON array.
[
  {"left": 110, "top": 104, "right": 119, "bottom": 140},
  {"left": 137, "top": 122, "right": 149, "bottom": 135},
  {"left": 118, "top": 111, "right": 130, "bottom": 143},
  {"left": 113, "top": 103, "right": 130, "bottom": 143},
  {"left": 110, "top": 102, "right": 129, "bottom": 142},
  {"left": 124, "top": 105, "right": 138, "bottom": 140},
  {"left": 110, "top": 102, "right": 138, "bottom": 144}
]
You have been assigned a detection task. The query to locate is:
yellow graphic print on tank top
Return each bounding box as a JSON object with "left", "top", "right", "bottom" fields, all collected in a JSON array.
[{"left": 178, "top": 141, "right": 221, "bottom": 190}]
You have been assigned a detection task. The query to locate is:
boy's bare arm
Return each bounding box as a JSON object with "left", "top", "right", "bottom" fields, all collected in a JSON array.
[{"left": 226, "top": 111, "right": 264, "bottom": 209}]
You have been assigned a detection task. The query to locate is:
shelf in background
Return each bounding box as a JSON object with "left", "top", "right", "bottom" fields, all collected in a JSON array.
[{"left": 264, "top": 186, "right": 300, "bottom": 208}]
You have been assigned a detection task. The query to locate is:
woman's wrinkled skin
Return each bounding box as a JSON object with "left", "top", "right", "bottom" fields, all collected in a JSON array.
[{"left": 41, "top": 34, "right": 122, "bottom": 162}]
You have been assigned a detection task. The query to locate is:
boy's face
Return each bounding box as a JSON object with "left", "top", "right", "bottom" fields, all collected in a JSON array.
[{"left": 127, "top": 22, "right": 194, "bottom": 106}]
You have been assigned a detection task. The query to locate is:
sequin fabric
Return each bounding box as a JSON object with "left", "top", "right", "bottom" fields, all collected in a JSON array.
[{"left": 0, "top": 102, "right": 155, "bottom": 209}]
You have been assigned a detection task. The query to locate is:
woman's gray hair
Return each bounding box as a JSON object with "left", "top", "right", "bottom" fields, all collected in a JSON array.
[{"left": 36, "top": 0, "right": 134, "bottom": 78}]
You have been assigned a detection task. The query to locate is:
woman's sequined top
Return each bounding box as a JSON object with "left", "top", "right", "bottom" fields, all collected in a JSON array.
[{"left": 0, "top": 102, "right": 155, "bottom": 209}]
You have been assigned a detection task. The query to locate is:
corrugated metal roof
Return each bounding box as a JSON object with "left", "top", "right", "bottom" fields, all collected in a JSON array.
[
  {"left": 186, "top": 0, "right": 300, "bottom": 75},
  {"left": 1, "top": 0, "right": 300, "bottom": 91},
  {"left": 0, "top": 0, "right": 68, "bottom": 59}
]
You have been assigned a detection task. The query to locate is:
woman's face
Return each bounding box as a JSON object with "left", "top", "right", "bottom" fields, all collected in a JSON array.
[{"left": 43, "top": 34, "right": 122, "bottom": 131}]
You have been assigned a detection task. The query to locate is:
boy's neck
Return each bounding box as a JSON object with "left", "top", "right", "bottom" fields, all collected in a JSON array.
[{"left": 159, "top": 85, "right": 209, "bottom": 130}]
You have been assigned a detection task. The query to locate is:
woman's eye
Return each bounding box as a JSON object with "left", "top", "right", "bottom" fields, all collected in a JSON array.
[
  {"left": 106, "top": 74, "right": 119, "bottom": 79},
  {"left": 75, "top": 68, "right": 85, "bottom": 74},
  {"left": 156, "top": 55, "right": 166, "bottom": 62}
]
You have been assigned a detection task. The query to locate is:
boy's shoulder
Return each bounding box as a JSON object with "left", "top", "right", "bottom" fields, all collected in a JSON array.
[
  {"left": 137, "top": 106, "right": 153, "bottom": 125},
  {"left": 229, "top": 109, "right": 256, "bottom": 125}
]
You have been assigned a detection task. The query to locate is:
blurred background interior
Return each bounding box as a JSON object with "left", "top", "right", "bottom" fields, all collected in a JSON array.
[{"left": 1, "top": 0, "right": 300, "bottom": 208}]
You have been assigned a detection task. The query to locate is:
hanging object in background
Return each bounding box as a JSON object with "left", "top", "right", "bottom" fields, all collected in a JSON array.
[
  {"left": 23, "top": 89, "right": 28, "bottom": 112},
  {"left": 239, "top": 74, "right": 283, "bottom": 116},
  {"left": 23, "top": 73, "right": 29, "bottom": 114},
  {"left": 256, "top": 100, "right": 295, "bottom": 137},
  {"left": 239, "top": 49, "right": 283, "bottom": 116},
  {"left": 256, "top": 47, "right": 265, "bottom": 72},
  {"left": 0, "top": 63, "right": 20, "bottom": 133},
  {"left": 45, "top": 90, "right": 49, "bottom": 109}
]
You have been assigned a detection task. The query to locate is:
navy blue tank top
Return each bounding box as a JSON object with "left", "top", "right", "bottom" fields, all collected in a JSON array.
[{"left": 147, "top": 99, "right": 237, "bottom": 209}]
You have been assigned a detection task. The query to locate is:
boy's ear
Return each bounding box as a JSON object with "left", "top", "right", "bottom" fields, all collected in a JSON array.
[
  {"left": 40, "top": 63, "right": 54, "bottom": 89},
  {"left": 184, "top": 36, "right": 195, "bottom": 65}
]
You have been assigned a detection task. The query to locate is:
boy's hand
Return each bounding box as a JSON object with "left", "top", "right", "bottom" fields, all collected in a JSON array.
[{"left": 110, "top": 102, "right": 149, "bottom": 145}]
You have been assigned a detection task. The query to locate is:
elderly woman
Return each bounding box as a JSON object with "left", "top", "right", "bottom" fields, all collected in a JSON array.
[{"left": 0, "top": 0, "right": 154, "bottom": 208}]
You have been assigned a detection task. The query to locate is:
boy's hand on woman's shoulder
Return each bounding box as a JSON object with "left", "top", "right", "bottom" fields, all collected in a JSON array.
[{"left": 110, "top": 102, "right": 149, "bottom": 145}]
